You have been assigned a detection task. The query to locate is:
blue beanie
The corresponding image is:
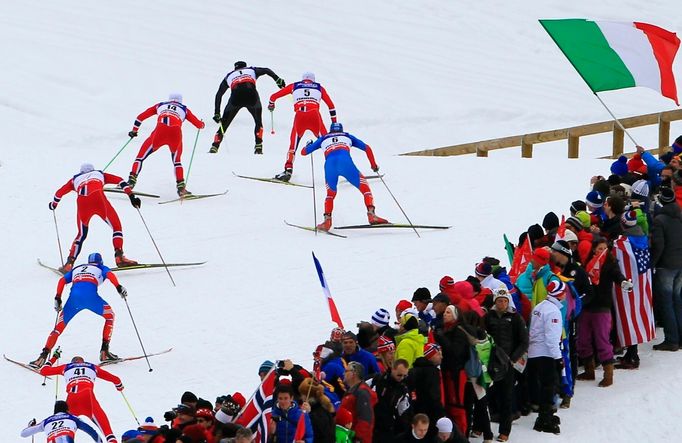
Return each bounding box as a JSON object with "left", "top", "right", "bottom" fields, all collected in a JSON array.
[
  {"left": 258, "top": 360, "right": 275, "bottom": 375},
  {"left": 586, "top": 191, "right": 604, "bottom": 208},
  {"left": 673, "top": 135, "right": 682, "bottom": 154},
  {"left": 610, "top": 155, "right": 628, "bottom": 176}
]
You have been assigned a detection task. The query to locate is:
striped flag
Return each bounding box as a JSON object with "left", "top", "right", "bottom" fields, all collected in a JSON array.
[
  {"left": 312, "top": 252, "right": 344, "bottom": 329},
  {"left": 234, "top": 368, "right": 276, "bottom": 443},
  {"left": 612, "top": 235, "right": 655, "bottom": 347}
]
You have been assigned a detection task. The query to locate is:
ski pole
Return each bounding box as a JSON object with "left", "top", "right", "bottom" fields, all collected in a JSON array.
[
  {"left": 270, "top": 110, "right": 275, "bottom": 134},
  {"left": 122, "top": 296, "right": 153, "bottom": 372},
  {"left": 54, "top": 347, "right": 60, "bottom": 400},
  {"left": 52, "top": 211, "right": 65, "bottom": 267},
  {"left": 120, "top": 391, "right": 141, "bottom": 426},
  {"left": 310, "top": 147, "right": 318, "bottom": 235},
  {"left": 42, "top": 321, "right": 59, "bottom": 387},
  {"left": 135, "top": 208, "right": 176, "bottom": 287},
  {"left": 377, "top": 174, "right": 420, "bottom": 238},
  {"left": 185, "top": 123, "right": 202, "bottom": 187},
  {"left": 103, "top": 137, "right": 134, "bottom": 172}
]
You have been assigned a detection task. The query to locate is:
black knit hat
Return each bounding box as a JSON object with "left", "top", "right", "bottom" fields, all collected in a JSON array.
[
  {"left": 551, "top": 240, "right": 572, "bottom": 258},
  {"left": 527, "top": 224, "right": 544, "bottom": 245},
  {"left": 181, "top": 391, "right": 198, "bottom": 404},
  {"left": 658, "top": 187, "right": 676, "bottom": 205},
  {"left": 570, "top": 200, "right": 587, "bottom": 215},
  {"left": 542, "top": 212, "right": 560, "bottom": 231},
  {"left": 54, "top": 400, "right": 69, "bottom": 414},
  {"left": 411, "top": 287, "right": 431, "bottom": 302}
]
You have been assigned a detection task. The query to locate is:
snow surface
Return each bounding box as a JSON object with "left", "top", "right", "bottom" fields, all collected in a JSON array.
[{"left": 2, "top": 0, "right": 682, "bottom": 441}]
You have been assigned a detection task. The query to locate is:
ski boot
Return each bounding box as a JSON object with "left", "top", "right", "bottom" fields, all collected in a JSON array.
[
  {"left": 100, "top": 340, "right": 119, "bottom": 363},
  {"left": 274, "top": 168, "right": 293, "bottom": 182},
  {"left": 254, "top": 143, "right": 263, "bottom": 155},
  {"left": 316, "top": 213, "right": 332, "bottom": 232},
  {"left": 176, "top": 180, "right": 192, "bottom": 198},
  {"left": 209, "top": 143, "right": 220, "bottom": 154},
  {"left": 29, "top": 348, "right": 50, "bottom": 369},
  {"left": 115, "top": 249, "right": 138, "bottom": 268},
  {"left": 367, "top": 206, "right": 389, "bottom": 225},
  {"left": 58, "top": 256, "right": 76, "bottom": 274},
  {"left": 127, "top": 173, "right": 137, "bottom": 189}
]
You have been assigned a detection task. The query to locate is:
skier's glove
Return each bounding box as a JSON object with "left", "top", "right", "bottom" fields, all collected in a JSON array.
[
  {"left": 28, "top": 419, "right": 37, "bottom": 427},
  {"left": 117, "top": 285, "right": 128, "bottom": 298},
  {"left": 198, "top": 121, "right": 206, "bottom": 130},
  {"left": 267, "top": 102, "right": 275, "bottom": 112},
  {"left": 52, "top": 348, "right": 61, "bottom": 360},
  {"left": 129, "top": 194, "right": 141, "bottom": 209},
  {"left": 128, "top": 130, "right": 138, "bottom": 138},
  {"left": 115, "top": 382, "right": 124, "bottom": 391},
  {"left": 54, "top": 296, "right": 62, "bottom": 312},
  {"left": 371, "top": 164, "right": 380, "bottom": 173},
  {"left": 621, "top": 280, "right": 634, "bottom": 292},
  {"left": 49, "top": 202, "right": 58, "bottom": 211},
  {"left": 212, "top": 113, "right": 221, "bottom": 123},
  {"left": 276, "top": 78, "right": 286, "bottom": 88}
]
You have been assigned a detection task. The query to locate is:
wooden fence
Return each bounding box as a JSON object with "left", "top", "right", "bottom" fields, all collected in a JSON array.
[{"left": 401, "top": 109, "right": 682, "bottom": 159}]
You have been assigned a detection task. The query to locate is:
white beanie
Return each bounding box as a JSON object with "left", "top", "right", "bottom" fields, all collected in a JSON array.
[
  {"left": 80, "top": 163, "right": 94, "bottom": 173},
  {"left": 169, "top": 92, "right": 183, "bottom": 103},
  {"left": 302, "top": 71, "right": 316, "bottom": 82},
  {"left": 561, "top": 229, "right": 578, "bottom": 243},
  {"left": 436, "top": 417, "right": 453, "bottom": 433},
  {"left": 371, "top": 308, "right": 390, "bottom": 327}
]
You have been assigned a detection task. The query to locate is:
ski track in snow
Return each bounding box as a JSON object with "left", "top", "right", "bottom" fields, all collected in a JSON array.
[{"left": 3, "top": 1, "right": 682, "bottom": 441}]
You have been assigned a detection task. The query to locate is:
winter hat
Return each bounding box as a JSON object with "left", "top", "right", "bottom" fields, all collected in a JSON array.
[
  {"left": 122, "top": 430, "right": 142, "bottom": 441},
  {"left": 586, "top": 191, "right": 604, "bottom": 208},
  {"left": 80, "top": 163, "right": 95, "bottom": 173},
  {"left": 562, "top": 229, "right": 578, "bottom": 244},
  {"left": 673, "top": 170, "right": 682, "bottom": 186},
  {"left": 432, "top": 293, "right": 450, "bottom": 305},
  {"left": 195, "top": 408, "right": 214, "bottom": 421},
  {"left": 336, "top": 407, "right": 353, "bottom": 428},
  {"left": 168, "top": 92, "right": 183, "bottom": 103},
  {"left": 423, "top": 343, "right": 441, "bottom": 360},
  {"left": 411, "top": 287, "right": 432, "bottom": 302},
  {"left": 474, "top": 262, "right": 492, "bottom": 277},
  {"left": 330, "top": 327, "right": 345, "bottom": 342},
  {"left": 631, "top": 180, "right": 650, "bottom": 199},
  {"left": 176, "top": 404, "right": 195, "bottom": 416},
  {"left": 377, "top": 335, "right": 395, "bottom": 353},
  {"left": 401, "top": 314, "right": 419, "bottom": 331},
  {"left": 439, "top": 276, "right": 455, "bottom": 292},
  {"left": 610, "top": 155, "right": 629, "bottom": 176},
  {"left": 673, "top": 135, "right": 682, "bottom": 154},
  {"left": 231, "top": 392, "right": 246, "bottom": 409},
  {"left": 343, "top": 331, "right": 358, "bottom": 341},
  {"left": 436, "top": 417, "right": 453, "bottom": 434},
  {"left": 594, "top": 179, "right": 611, "bottom": 197},
  {"left": 547, "top": 280, "right": 566, "bottom": 300},
  {"left": 258, "top": 360, "right": 275, "bottom": 375},
  {"left": 301, "top": 71, "right": 316, "bottom": 82},
  {"left": 395, "top": 300, "right": 413, "bottom": 315},
  {"left": 627, "top": 154, "right": 646, "bottom": 173},
  {"left": 566, "top": 216, "right": 583, "bottom": 232},
  {"left": 620, "top": 210, "right": 638, "bottom": 228},
  {"left": 138, "top": 417, "right": 158, "bottom": 435},
  {"left": 575, "top": 211, "right": 592, "bottom": 229},
  {"left": 371, "top": 308, "right": 390, "bottom": 327},
  {"left": 234, "top": 60, "right": 247, "bottom": 69},
  {"left": 532, "top": 248, "right": 551, "bottom": 266},
  {"left": 445, "top": 304, "right": 459, "bottom": 321},
  {"left": 607, "top": 174, "right": 623, "bottom": 186},
  {"left": 658, "top": 186, "right": 676, "bottom": 205},
  {"left": 527, "top": 224, "right": 545, "bottom": 245},
  {"left": 492, "top": 287, "right": 512, "bottom": 303},
  {"left": 570, "top": 200, "right": 587, "bottom": 215},
  {"left": 181, "top": 391, "right": 198, "bottom": 404},
  {"left": 453, "top": 281, "right": 474, "bottom": 300},
  {"left": 542, "top": 212, "right": 560, "bottom": 231},
  {"left": 551, "top": 240, "right": 572, "bottom": 258}
]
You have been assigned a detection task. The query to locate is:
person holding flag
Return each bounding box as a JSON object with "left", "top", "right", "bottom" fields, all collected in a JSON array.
[{"left": 268, "top": 383, "right": 313, "bottom": 443}]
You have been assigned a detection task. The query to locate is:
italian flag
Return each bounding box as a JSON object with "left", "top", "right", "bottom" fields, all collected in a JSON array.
[{"left": 540, "top": 19, "right": 680, "bottom": 104}]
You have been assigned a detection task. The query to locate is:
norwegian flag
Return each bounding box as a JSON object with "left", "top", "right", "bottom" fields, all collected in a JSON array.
[
  {"left": 612, "top": 235, "right": 655, "bottom": 347},
  {"left": 234, "top": 368, "right": 276, "bottom": 443},
  {"left": 509, "top": 235, "right": 532, "bottom": 283}
]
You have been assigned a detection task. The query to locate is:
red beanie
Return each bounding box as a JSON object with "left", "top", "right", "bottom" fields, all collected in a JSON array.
[
  {"left": 423, "top": 343, "right": 441, "bottom": 359},
  {"left": 231, "top": 392, "right": 246, "bottom": 409},
  {"left": 453, "top": 281, "right": 474, "bottom": 300},
  {"left": 395, "top": 300, "right": 412, "bottom": 314},
  {"left": 627, "top": 154, "right": 645, "bottom": 173},
  {"left": 336, "top": 407, "right": 353, "bottom": 428},
  {"left": 532, "top": 248, "right": 551, "bottom": 266},
  {"left": 439, "top": 276, "right": 455, "bottom": 292}
]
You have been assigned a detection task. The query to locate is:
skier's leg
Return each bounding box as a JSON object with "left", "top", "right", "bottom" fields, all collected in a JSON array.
[
  {"left": 130, "top": 131, "right": 158, "bottom": 178},
  {"left": 247, "top": 100, "right": 264, "bottom": 145},
  {"left": 68, "top": 208, "right": 94, "bottom": 263},
  {"left": 212, "top": 104, "right": 240, "bottom": 150},
  {"left": 89, "top": 394, "right": 118, "bottom": 443},
  {"left": 43, "top": 311, "right": 66, "bottom": 351}
]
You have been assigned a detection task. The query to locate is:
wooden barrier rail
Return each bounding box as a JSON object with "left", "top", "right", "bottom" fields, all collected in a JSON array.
[{"left": 401, "top": 109, "right": 682, "bottom": 159}]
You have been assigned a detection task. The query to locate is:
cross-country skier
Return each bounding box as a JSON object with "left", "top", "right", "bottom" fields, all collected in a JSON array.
[
  {"left": 127, "top": 93, "right": 205, "bottom": 197},
  {"left": 268, "top": 71, "right": 337, "bottom": 182},
  {"left": 301, "top": 123, "right": 388, "bottom": 231},
  {"left": 210, "top": 61, "right": 286, "bottom": 155},
  {"left": 39, "top": 352, "right": 125, "bottom": 443},
  {"left": 30, "top": 252, "right": 128, "bottom": 368},
  {"left": 21, "top": 400, "right": 103, "bottom": 442},
  {"left": 50, "top": 163, "right": 141, "bottom": 273}
]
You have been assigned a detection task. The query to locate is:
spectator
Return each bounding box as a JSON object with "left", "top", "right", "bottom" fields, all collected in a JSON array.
[
  {"left": 341, "top": 332, "right": 380, "bottom": 378},
  {"left": 566, "top": 214, "right": 593, "bottom": 264},
  {"left": 269, "top": 383, "right": 313, "bottom": 443},
  {"left": 395, "top": 314, "right": 426, "bottom": 367},
  {"left": 341, "top": 362, "right": 377, "bottom": 443},
  {"left": 396, "top": 413, "right": 434, "bottom": 443},
  {"left": 412, "top": 288, "right": 436, "bottom": 326},
  {"left": 435, "top": 417, "right": 468, "bottom": 443},
  {"left": 408, "top": 343, "right": 445, "bottom": 428},
  {"left": 516, "top": 247, "right": 558, "bottom": 307},
  {"left": 372, "top": 359, "right": 412, "bottom": 441},
  {"left": 376, "top": 336, "right": 396, "bottom": 373},
  {"left": 357, "top": 308, "right": 395, "bottom": 352},
  {"left": 258, "top": 360, "right": 275, "bottom": 380},
  {"left": 600, "top": 195, "right": 626, "bottom": 240},
  {"left": 430, "top": 293, "right": 451, "bottom": 332},
  {"left": 651, "top": 186, "right": 682, "bottom": 352},
  {"left": 335, "top": 407, "right": 355, "bottom": 443},
  {"left": 195, "top": 408, "right": 216, "bottom": 443},
  {"left": 298, "top": 378, "right": 335, "bottom": 443}
]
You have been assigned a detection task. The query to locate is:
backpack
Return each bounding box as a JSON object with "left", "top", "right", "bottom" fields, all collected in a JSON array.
[{"left": 464, "top": 343, "right": 483, "bottom": 379}]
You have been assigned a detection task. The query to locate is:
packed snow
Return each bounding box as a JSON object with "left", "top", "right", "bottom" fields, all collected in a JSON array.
[{"left": 2, "top": 0, "right": 682, "bottom": 441}]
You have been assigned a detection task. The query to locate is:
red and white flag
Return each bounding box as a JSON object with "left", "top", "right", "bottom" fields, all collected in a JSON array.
[
  {"left": 612, "top": 235, "right": 655, "bottom": 347},
  {"left": 312, "top": 252, "right": 344, "bottom": 329},
  {"left": 234, "top": 368, "right": 276, "bottom": 443},
  {"left": 509, "top": 235, "right": 532, "bottom": 283}
]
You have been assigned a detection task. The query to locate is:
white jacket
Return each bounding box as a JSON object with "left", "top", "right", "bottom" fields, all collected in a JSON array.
[
  {"left": 528, "top": 296, "right": 563, "bottom": 359},
  {"left": 480, "top": 274, "right": 506, "bottom": 291}
]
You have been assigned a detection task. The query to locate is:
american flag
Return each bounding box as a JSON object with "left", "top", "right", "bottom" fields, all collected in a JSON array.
[
  {"left": 234, "top": 368, "right": 276, "bottom": 442},
  {"left": 612, "top": 235, "right": 655, "bottom": 347}
]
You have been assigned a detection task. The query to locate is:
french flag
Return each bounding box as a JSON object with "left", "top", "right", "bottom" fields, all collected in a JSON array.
[{"left": 312, "top": 252, "right": 344, "bottom": 329}]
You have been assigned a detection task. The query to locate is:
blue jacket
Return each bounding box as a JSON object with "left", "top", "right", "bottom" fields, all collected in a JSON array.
[
  {"left": 343, "top": 348, "right": 380, "bottom": 378},
  {"left": 641, "top": 151, "right": 665, "bottom": 186},
  {"left": 271, "top": 401, "right": 313, "bottom": 443}
]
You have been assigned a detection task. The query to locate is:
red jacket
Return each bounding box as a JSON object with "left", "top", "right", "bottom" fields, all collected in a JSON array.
[{"left": 339, "top": 382, "right": 377, "bottom": 443}]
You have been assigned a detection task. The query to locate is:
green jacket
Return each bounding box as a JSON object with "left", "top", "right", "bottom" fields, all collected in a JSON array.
[
  {"left": 336, "top": 425, "right": 355, "bottom": 442},
  {"left": 395, "top": 328, "right": 426, "bottom": 367}
]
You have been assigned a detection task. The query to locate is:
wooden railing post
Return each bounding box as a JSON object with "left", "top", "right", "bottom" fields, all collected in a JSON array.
[
  {"left": 659, "top": 112, "right": 670, "bottom": 157},
  {"left": 612, "top": 122, "right": 624, "bottom": 158},
  {"left": 521, "top": 136, "right": 533, "bottom": 158},
  {"left": 476, "top": 143, "right": 488, "bottom": 157},
  {"left": 567, "top": 129, "right": 579, "bottom": 159}
]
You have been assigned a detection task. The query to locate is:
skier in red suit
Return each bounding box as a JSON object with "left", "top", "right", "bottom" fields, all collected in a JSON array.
[
  {"left": 40, "top": 352, "right": 124, "bottom": 443},
  {"left": 50, "top": 164, "right": 141, "bottom": 273},
  {"left": 268, "top": 72, "right": 337, "bottom": 181},
  {"left": 127, "top": 93, "right": 205, "bottom": 197}
]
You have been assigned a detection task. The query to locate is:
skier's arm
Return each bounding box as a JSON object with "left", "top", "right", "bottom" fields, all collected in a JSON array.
[
  {"left": 301, "top": 138, "right": 323, "bottom": 156},
  {"left": 102, "top": 173, "right": 133, "bottom": 196},
  {"left": 268, "top": 84, "right": 294, "bottom": 109},
  {"left": 254, "top": 67, "right": 285, "bottom": 88},
  {"left": 95, "top": 366, "right": 124, "bottom": 390},
  {"left": 214, "top": 80, "right": 229, "bottom": 115},
  {"left": 348, "top": 135, "right": 378, "bottom": 171},
  {"left": 184, "top": 108, "right": 205, "bottom": 129},
  {"left": 131, "top": 105, "right": 157, "bottom": 134},
  {"left": 56, "top": 274, "right": 70, "bottom": 297},
  {"left": 20, "top": 421, "right": 44, "bottom": 438},
  {"left": 76, "top": 417, "right": 104, "bottom": 442},
  {"left": 105, "top": 268, "right": 121, "bottom": 287},
  {"left": 51, "top": 180, "right": 75, "bottom": 209},
  {"left": 39, "top": 363, "right": 66, "bottom": 376},
  {"left": 320, "top": 87, "right": 337, "bottom": 122}
]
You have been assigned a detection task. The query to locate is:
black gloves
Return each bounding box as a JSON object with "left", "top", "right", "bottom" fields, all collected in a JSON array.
[{"left": 129, "top": 194, "right": 141, "bottom": 209}]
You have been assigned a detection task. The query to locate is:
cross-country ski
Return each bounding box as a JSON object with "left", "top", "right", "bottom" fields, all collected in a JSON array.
[
  {"left": 335, "top": 223, "right": 451, "bottom": 230},
  {"left": 104, "top": 188, "right": 160, "bottom": 198},
  {"left": 283, "top": 220, "right": 347, "bottom": 238},
  {"left": 99, "top": 348, "right": 173, "bottom": 366},
  {"left": 232, "top": 171, "right": 313, "bottom": 188},
  {"left": 38, "top": 258, "right": 206, "bottom": 275},
  {"left": 3, "top": 355, "right": 53, "bottom": 379},
  {"left": 158, "top": 189, "right": 229, "bottom": 205}
]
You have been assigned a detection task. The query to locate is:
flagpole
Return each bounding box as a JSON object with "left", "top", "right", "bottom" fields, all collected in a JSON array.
[{"left": 593, "top": 92, "right": 639, "bottom": 146}]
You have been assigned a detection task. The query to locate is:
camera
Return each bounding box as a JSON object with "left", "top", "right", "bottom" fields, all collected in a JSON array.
[{"left": 163, "top": 410, "right": 177, "bottom": 422}]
